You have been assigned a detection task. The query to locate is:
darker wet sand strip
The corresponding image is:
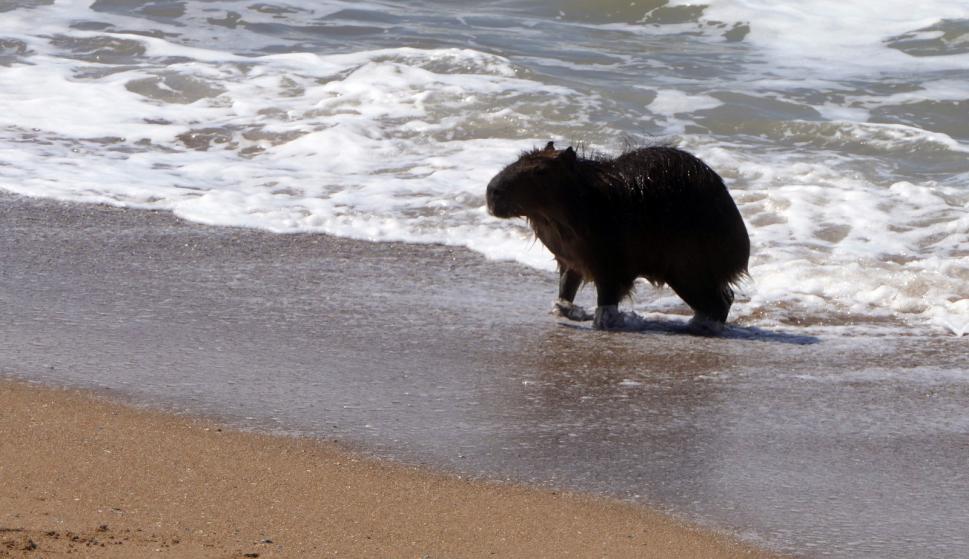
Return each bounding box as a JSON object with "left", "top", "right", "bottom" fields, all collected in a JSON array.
[{"left": 0, "top": 380, "right": 777, "bottom": 558}]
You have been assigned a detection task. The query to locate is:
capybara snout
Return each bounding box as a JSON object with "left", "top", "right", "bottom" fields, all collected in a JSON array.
[
  {"left": 485, "top": 173, "right": 515, "bottom": 218},
  {"left": 486, "top": 142, "right": 567, "bottom": 219}
]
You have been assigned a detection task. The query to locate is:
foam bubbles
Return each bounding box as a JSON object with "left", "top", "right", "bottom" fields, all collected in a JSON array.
[
  {"left": 686, "top": 138, "right": 969, "bottom": 335},
  {"left": 0, "top": 0, "right": 967, "bottom": 336},
  {"left": 648, "top": 89, "right": 723, "bottom": 117},
  {"left": 669, "top": 0, "right": 969, "bottom": 73}
]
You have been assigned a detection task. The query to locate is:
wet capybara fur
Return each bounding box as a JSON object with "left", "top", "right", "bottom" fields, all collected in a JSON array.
[{"left": 486, "top": 142, "right": 750, "bottom": 333}]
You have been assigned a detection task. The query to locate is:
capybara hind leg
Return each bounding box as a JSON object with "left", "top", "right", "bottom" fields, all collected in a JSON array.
[
  {"left": 668, "top": 281, "right": 733, "bottom": 335},
  {"left": 553, "top": 267, "right": 592, "bottom": 321}
]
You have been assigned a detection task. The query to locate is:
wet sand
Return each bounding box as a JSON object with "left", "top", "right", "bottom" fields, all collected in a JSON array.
[
  {"left": 0, "top": 379, "right": 774, "bottom": 558},
  {"left": 2, "top": 193, "right": 968, "bottom": 558}
]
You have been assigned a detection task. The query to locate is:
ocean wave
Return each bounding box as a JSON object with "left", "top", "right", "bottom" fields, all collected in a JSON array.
[{"left": 0, "top": 0, "right": 967, "bottom": 336}]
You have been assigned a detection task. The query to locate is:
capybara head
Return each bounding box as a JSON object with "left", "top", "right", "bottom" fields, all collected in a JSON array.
[{"left": 486, "top": 141, "right": 577, "bottom": 218}]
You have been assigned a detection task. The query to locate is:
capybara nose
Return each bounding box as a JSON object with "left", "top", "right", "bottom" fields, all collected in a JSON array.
[
  {"left": 486, "top": 191, "right": 500, "bottom": 215},
  {"left": 486, "top": 190, "right": 512, "bottom": 218},
  {"left": 486, "top": 179, "right": 503, "bottom": 216}
]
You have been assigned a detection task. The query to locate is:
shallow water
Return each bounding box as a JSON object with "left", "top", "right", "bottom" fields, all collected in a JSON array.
[
  {"left": 1, "top": 0, "right": 967, "bottom": 334},
  {"left": 3, "top": 195, "right": 968, "bottom": 558}
]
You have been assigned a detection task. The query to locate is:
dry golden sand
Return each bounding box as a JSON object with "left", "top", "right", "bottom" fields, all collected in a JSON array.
[{"left": 0, "top": 380, "right": 779, "bottom": 558}]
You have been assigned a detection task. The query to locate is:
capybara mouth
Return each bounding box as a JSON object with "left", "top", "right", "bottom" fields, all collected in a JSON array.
[
  {"left": 486, "top": 194, "right": 516, "bottom": 218},
  {"left": 491, "top": 204, "right": 522, "bottom": 219},
  {"left": 488, "top": 203, "right": 514, "bottom": 218}
]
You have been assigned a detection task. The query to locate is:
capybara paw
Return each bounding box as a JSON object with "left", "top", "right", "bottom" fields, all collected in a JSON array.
[
  {"left": 592, "top": 305, "right": 624, "bottom": 330},
  {"left": 687, "top": 315, "right": 725, "bottom": 336},
  {"left": 552, "top": 299, "right": 594, "bottom": 321}
]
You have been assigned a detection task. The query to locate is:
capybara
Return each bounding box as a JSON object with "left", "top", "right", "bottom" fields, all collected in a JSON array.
[{"left": 486, "top": 142, "right": 750, "bottom": 334}]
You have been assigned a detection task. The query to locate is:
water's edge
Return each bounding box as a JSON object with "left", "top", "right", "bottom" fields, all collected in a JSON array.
[{"left": 4, "top": 193, "right": 968, "bottom": 558}]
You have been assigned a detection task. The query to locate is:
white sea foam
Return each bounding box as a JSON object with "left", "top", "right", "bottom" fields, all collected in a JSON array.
[
  {"left": 668, "top": 0, "right": 969, "bottom": 73},
  {"left": 648, "top": 89, "right": 723, "bottom": 117},
  {"left": 682, "top": 134, "right": 969, "bottom": 334},
  {"left": 0, "top": 0, "right": 967, "bottom": 336},
  {"left": 0, "top": 2, "right": 565, "bottom": 269}
]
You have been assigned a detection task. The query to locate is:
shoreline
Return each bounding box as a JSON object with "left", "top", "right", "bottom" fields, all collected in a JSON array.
[
  {"left": 0, "top": 378, "right": 777, "bottom": 558},
  {"left": 3, "top": 193, "right": 967, "bottom": 558}
]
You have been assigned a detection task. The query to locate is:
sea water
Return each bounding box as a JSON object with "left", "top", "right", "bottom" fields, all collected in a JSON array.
[{"left": 1, "top": 0, "right": 967, "bottom": 335}]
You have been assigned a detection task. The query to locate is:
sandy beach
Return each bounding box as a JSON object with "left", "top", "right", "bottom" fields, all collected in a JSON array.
[
  {"left": 2, "top": 193, "right": 967, "bottom": 558},
  {"left": 0, "top": 379, "right": 774, "bottom": 558}
]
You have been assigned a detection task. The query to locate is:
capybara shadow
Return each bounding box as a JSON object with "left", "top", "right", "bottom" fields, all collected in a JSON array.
[
  {"left": 556, "top": 312, "right": 818, "bottom": 345},
  {"left": 486, "top": 142, "right": 750, "bottom": 335}
]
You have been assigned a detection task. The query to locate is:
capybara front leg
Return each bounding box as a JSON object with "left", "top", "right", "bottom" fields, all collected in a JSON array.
[
  {"left": 552, "top": 267, "right": 593, "bottom": 321},
  {"left": 591, "top": 279, "right": 627, "bottom": 331}
]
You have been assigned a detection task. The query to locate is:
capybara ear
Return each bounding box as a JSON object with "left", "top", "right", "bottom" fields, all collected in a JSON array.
[
  {"left": 544, "top": 141, "right": 556, "bottom": 151},
  {"left": 560, "top": 146, "right": 577, "bottom": 163}
]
